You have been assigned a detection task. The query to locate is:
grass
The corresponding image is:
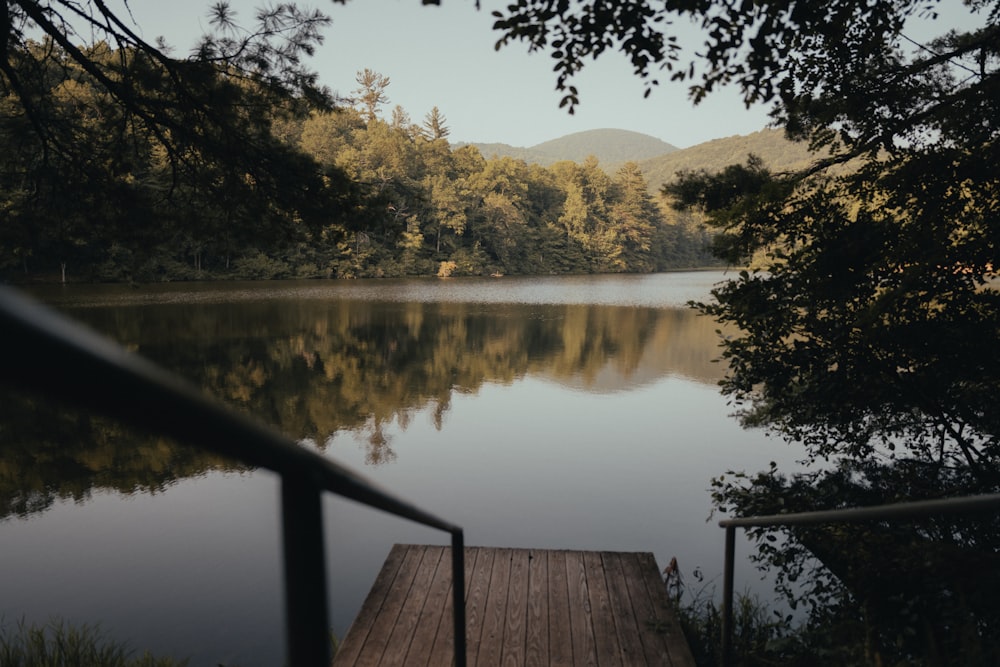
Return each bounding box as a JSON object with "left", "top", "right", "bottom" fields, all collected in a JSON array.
[
  {"left": 677, "top": 588, "right": 797, "bottom": 667},
  {"left": 0, "top": 618, "right": 188, "bottom": 667}
]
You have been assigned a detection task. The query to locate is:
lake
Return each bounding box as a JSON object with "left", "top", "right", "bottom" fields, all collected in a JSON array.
[{"left": 1, "top": 271, "right": 797, "bottom": 666}]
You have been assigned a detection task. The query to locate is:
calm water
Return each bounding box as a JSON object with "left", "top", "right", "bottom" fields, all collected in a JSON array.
[{"left": 1, "top": 272, "right": 796, "bottom": 666}]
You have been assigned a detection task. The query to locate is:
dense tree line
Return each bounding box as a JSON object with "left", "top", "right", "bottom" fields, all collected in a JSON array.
[
  {"left": 0, "top": 37, "right": 714, "bottom": 283},
  {"left": 289, "top": 98, "right": 714, "bottom": 279}
]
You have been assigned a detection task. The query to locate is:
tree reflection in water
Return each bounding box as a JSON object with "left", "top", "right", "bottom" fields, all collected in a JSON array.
[{"left": 1, "top": 284, "right": 726, "bottom": 519}]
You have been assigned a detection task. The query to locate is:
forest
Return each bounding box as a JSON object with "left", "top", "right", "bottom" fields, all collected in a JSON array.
[{"left": 0, "top": 40, "right": 715, "bottom": 284}]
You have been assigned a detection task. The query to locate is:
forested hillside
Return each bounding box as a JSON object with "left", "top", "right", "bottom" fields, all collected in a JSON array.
[
  {"left": 639, "top": 128, "right": 816, "bottom": 191},
  {"left": 0, "top": 47, "right": 716, "bottom": 283}
]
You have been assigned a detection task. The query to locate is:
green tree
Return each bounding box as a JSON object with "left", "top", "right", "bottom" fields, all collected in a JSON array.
[
  {"left": 609, "top": 162, "right": 658, "bottom": 272},
  {"left": 0, "top": 40, "right": 166, "bottom": 282},
  {"left": 550, "top": 157, "right": 617, "bottom": 272},
  {"left": 466, "top": 156, "right": 536, "bottom": 272},
  {"left": 299, "top": 107, "right": 365, "bottom": 169},
  {"left": 424, "top": 173, "right": 467, "bottom": 254},
  {"left": 420, "top": 145, "right": 484, "bottom": 272},
  {"left": 421, "top": 106, "right": 450, "bottom": 141}
]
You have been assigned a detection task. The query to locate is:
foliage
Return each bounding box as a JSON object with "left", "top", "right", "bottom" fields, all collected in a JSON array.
[
  {"left": 671, "top": 19, "right": 1000, "bottom": 505},
  {"left": 0, "top": 618, "right": 188, "bottom": 667},
  {"left": 491, "top": 0, "right": 1000, "bottom": 132},
  {"left": 670, "top": 557, "right": 872, "bottom": 666}
]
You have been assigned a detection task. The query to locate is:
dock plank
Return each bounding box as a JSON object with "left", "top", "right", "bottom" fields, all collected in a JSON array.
[
  {"left": 352, "top": 544, "right": 424, "bottom": 667},
  {"left": 545, "top": 550, "right": 574, "bottom": 667},
  {"left": 464, "top": 546, "right": 497, "bottom": 666},
  {"left": 603, "top": 552, "right": 647, "bottom": 665},
  {"left": 475, "top": 547, "right": 512, "bottom": 666},
  {"left": 426, "top": 546, "right": 478, "bottom": 666},
  {"left": 619, "top": 551, "right": 673, "bottom": 665},
  {"left": 524, "top": 550, "right": 549, "bottom": 667},
  {"left": 583, "top": 551, "right": 622, "bottom": 666},
  {"left": 564, "top": 550, "right": 598, "bottom": 667},
  {"left": 388, "top": 545, "right": 448, "bottom": 666},
  {"left": 332, "top": 543, "right": 408, "bottom": 666},
  {"left": 500, "top": 548, "right": 530, "bottom": 666},
  {"left": 335, "top": 545, "right": 694, "bottom": 667}
]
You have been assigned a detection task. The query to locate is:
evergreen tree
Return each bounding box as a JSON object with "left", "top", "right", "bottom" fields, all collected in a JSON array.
[
  {"left": 421, "top": 106, "right": 450, "bottom": 141},
  {"left": 610, "top": 162, "right": 657, "bottom": 272}
]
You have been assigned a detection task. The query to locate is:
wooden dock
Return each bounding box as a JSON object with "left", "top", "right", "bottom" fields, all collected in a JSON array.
[{"left": 333, "top": 544, "right": 696, "bottom": 666}]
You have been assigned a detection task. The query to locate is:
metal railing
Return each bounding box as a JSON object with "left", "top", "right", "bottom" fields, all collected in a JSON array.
[
  {"left": 718, "top": 492, "right": 1000, "bottom": 667},
  {"left": 0, "top": 285, "right": 467, "bottom": 667}
]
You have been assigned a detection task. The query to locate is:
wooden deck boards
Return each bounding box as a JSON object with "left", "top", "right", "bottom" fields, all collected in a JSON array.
[{"left": 333, "top": 544, "right": 696, "bottom": 667}]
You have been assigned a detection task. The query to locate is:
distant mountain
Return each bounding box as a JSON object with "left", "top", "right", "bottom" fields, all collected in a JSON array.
[
  {"left": 638, "top": 128, "right": 817, "bottom": 192},
  {"left": 458, "top": 129, "right": 678, "bottom": 167},
  {"left": 459, "top": 128, "right": 824, "bottom": 193}
]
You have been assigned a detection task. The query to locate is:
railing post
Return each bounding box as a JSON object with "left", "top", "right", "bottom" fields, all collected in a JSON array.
[
  {"left": 451, "top": 530, "right": 467, "bottom": 667},
  {"left": 721, "top": 525, "right": 735, "bottom": 667},
  {"left": 282, "top": 475, "right": 330, "bottom": 667}
]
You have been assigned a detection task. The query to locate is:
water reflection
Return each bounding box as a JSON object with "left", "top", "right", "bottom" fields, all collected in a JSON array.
[
  {"left": 6, "top": 290, "right": 726, "bottom": 500},
  {"left": 0, "top": 392, "right": 240, "bottom": 519}
]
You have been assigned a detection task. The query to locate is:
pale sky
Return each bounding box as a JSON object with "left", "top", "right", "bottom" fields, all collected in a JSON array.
[
  {"left": 106, "top": 0, "right": 984, "bottom": 148},
  {"left": 111, "top": 0, "right": 774, "bottom": 149}
]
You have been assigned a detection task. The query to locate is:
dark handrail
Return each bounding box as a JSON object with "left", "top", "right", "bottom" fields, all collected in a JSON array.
[
  {"left": 717, "top": 492, "right": 1000, "bottom": 667},
  {"left": 0, "top": 285, "right": 467, "bottom": 667}
]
